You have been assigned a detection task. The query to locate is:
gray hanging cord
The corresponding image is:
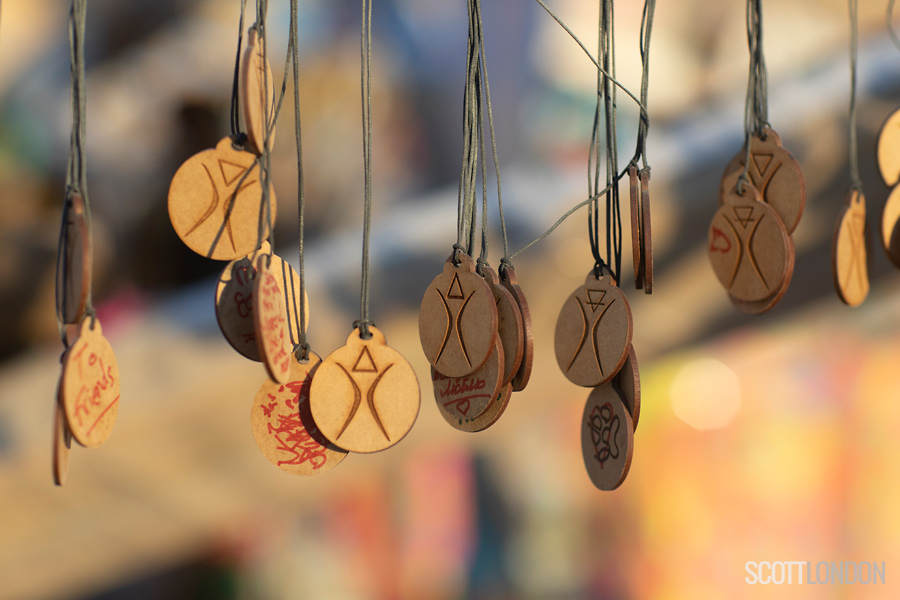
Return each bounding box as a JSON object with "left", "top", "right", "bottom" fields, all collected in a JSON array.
[
  {"left": 738, "top": 0, "right": 768, "bottom": 195},
  {"left": 254, "top": 0, "right": 275, "bottom": 258},
  {"left": 849, "top": 0, "right": 861, "bottom": 191},
  {"left": 357, "top": 0, "right": 374, "bottom": 339},
  {"left": 603, "top": 0, "right": 622, "bottom": 281},
  {"left": 634, "top": 0, "right": 655, "bottom": 170},
  {"left": 888, "top": 0, "right": 900, "bottom": 53},
  {"left": 457, "top": 0, "right": 481, "bottom": 260}
]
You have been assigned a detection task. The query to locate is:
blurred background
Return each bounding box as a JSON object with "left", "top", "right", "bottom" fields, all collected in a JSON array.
[{"left": 2, "top": 0, "right": 900, "bottom": 598}]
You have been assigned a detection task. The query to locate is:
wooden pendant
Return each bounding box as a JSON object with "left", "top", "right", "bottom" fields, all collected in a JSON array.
[
  {"left": 310, "top": 326, "right": 420, "bottom": 453},
  {"left": 483, "top": 267, "right": 523, "bottom": 386},
  {"left": 582, "top": 383, "right": 634, "bottom": 491},
  {"left": 709, "top": 185, "right": 791, "bottom": 303},
  {"left": 52, "top": 376, "right": 73, "bottom": 486},
  {"left": 251, "top": 352, "right": 348, "bottom": 475},
  {"left": 216, "top": 244, "right": 309, "bottom": 361},
  {"left": 418, "top": 252, "right": 498, "bottom": 377},
  {"left": 554, "top": 267, "right": 633, "bottom": 387},
  {"left": 433, "top": 338, "right": 503, "bottom": 423},
  {"left": 61, "top": 317, "right": 120, "bottom": 448},
  {"left": 613, "top": 345, "right": 641, "bottom": 432},
  {"left": 729, "top": 235, "right": 795, "bottom": 315},
  {"left": 719, "top": 128, "right": 805, "bottom": 233},
  {"left": 168, "top": 137, "right": 277, "bottom": 261},
  {"left": 641, "top": 169, "right": 654, "bottom": 293},
  {"left": 831, "top": 189, "right": 869, "bottom": 307},
  {"left": 436, "top": 373, "right": 512, "bottom": 433},
  {"left": 629, "top": 166, "right": 644, "bottom": 290},
  {"left": 253, "top": 255, "right": 293, "bottom": 384},
  {"left": 240, "top": 27, "right": 276, "bottom": 155},
  {"left": 499, "top": 264, "right": 534, "bottom": 392},
  {"left": 881, "top": 185, "right": 900, "bottom": 267},
  {"left": 58, "top": 192, "right": 92, "bottom": 324},
  {"left": 877, "top": 107, "right": 900, "bottom": 187}
]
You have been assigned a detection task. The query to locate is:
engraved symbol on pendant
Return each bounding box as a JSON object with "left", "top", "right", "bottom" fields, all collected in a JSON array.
[
  {"left": 587, "top": 402, "right": 620, "bottom": 468},
  {"left": 710, "top": 227, "right": 732, "bottom": 253},
  {"left": 335, "top": 348, "right": 393, "bottom": 441},
  {"left": 748, "top": 152, "right": 781, "bottom": 198},
  {"left": 434, "top": 273, "right": 474, "bottom": 367},
  {"left": 565, "top": 289, "right": 614, "bottom": 377},
  {"left": 185, "top": 159, "right": 257, "bottom": 251},
  {"left": 724, "top": 206, "right": 767, "bottom": 289}
]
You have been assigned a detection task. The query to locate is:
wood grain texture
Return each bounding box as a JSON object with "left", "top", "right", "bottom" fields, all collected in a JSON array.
[
  {"left": 253, "top": 255, "right": 292, "bottom": 384},
  {"left": 641, "top": 169, "right": 654, "bottom": 294},
  {"left": 240, "top": 27, "right": 276, "bottom": 155},
  {"left": 881, "top": 184, "right": 900, "bottom": 267},
  {"left": 831, "top": 189, "right": 869, "bottom": 307},
  {"left": 251, "top": 352, "right": 348, "bottom": 476},
  {"left": 499, "top": 265, "right": 534, "bottom": 392},
  {"left": 58, "top": 192, "right": 92, "bottom": 324},
  {"left": 582, "top": 383, "right": 634, "bottom": 491},
  {"left": 877, "top": 107, "right": 900, "bottom": 187},
  {"left": 309, "top": 326, "right": 420, "bottom": 453},
  {"left": 483, "top": 267, "right": 523, "bottom": 386},
  {"left": 418, "top": 252, "right": 498, "bottom": 377},
  {"left": 629, "top": 166, "right": 643, "bottom": 290},
  {"left": 554, "top": 268, "right": 632, "bottom": 387},
  {"left": 61, "top": 318, "right": 120, "bottom": 448},
  {"left": 613, "top": 345, "right": 641, "bottom": 432},
  {"left": 52, "top": 376, "right": 72, "bottom": 486},
  {"left": 168, "top": 137, "right": 276, "bottom": 260},
  {"left": 435, "top": 373, "right": 512, "bottom": 433},
  {"left": 432, "top": 338, "right": 503, "bottom": 423}
]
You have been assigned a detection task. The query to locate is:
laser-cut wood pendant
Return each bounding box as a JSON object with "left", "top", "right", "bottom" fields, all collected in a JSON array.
[
  {"left": 719, "top": 128, "right": 805, "bottom": 233},
  {"left": 168, "top": 136, "right": 276, "bottom": 261},
  {"left": 241, "top": 27, "right": 276, "bottom": 155},
  {"left": 554, "top": 267, "right": 633, "bottom": 387},
  {"left": 729, "top": 234, "right": 795, "bottom": 315},
  {"left": 582, "top": 383, "right": 634, "bottom": 491},
  {"left": 216, "top": 244, "right": 309, "bottom": 361},
  {"left": 613, "top": 345, "right": 641, "bottom": 432},
  {"left": 253, "top": 255, "right": 292, "bottom": 384},
  {"left": 251, "top": 352, "right": 348, "bottom": 475},
  {"left": 435, "top": 372, "right": 512, "bottom": 433},
  {"left": 709, "top": 185, "right": 790, "bottom": 303},
  {"left": 499, "top": 264, "right": 534, "bottom": 392},
  {"left": 310, "top": 326, "right": 420, "bottom": 453},
  {"left": 881, "top": 185, "right": 900, "bottom": 267},
  {"left": 641, "top": 169, "right": 654, "bottom": 293},
  {"left": 58, "top": 192, "right": 92, "bottom": 324},
  {"left": 419, "top": 252, "right": 498, "bottom": 377},
  {"left": 877, "top": 108, "right": 900, "bottom": 187},
  {"left": 831, "top": 189, "right": 869, "bottom": 307},
  {"left": 629, "top": 166, "right": 643, "bottom": 290},
  {"left": 61, "top": 317, "right": 120, "bottom": 448},
  {"left": 484, "top": 267, "right": 523, "bottom": 386},
  {"left": 52, "top": 376, "right": 73, "bottom": 486},
  {"left": 433, "top": 337, "right": 503, "bottom": 423}
]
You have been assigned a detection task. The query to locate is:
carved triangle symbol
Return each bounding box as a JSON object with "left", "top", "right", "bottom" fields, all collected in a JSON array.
[
  {"left": 219, "top": 160, "right": 247, "bottom": 187},
  {"left": 585, "top": 289, "right": 606, "bottom": 311},
  {"left": 733, "top": 206, "right": 755, "bottom": 228},
  {"left": 352, "top": 346, "right": 378, "bottom": 373},
  {"left": 752, "top": 153, "right": 773, "bottom": 176},
  {"left": 447, "top": 273, "right": 464, "bottom": 299}
]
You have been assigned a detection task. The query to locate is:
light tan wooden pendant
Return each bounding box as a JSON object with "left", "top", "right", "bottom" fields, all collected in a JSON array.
[
  {"left": 729, "top": 235, "right": 795, "bottom": 315},
  {"left": 629, "top": 166, "right": 643, "bottom": 290},
  {"left": 881, "top": 185, "right": 900, "bottom": 267},
  {"left": 168, "top": 137, "right": 276, "bottom": 260},
  {"left": 613, "top": 345, "right": 641, "bottom": 432},
  {"left": 554, "top": 267, "right": 633, "bottom": 387},
  {"left": 877, "top": 108, "right": 900, "bottom": 187},
  {"left": 435, "top": 370, "right": 512, "bottom": 433},
  {"left": 641, "top": 169, "right": 654, "bottom": 293},
  {"left": 58, "top": 192, "right": 92, "bottom": 324},
  {"left": 241, "top": 27, "right": 276, "bottom": 155},
  {"left": 61, "top": 317, "right": 120, "bottom": 448},
  {"left": 831, "top": 189, "right": 869, "bottom": 307},
  {"left": 251, "top": 352, "right": 348, "bottom": 475},
  {"left": 484, "top": 267, "right": 523, "bottom": 386},
  {"left": 499, "top": 264, "right": 534, "bottom": 392},
  {"left": 418, "top": 252, "right": 498, "bottom": 377},
  {"left": 582, "top": 383, "right": 634, "bottom": 491},
  {"left": 709, "top": 185, "right": 791, "bottom": 303},
  {"left": 52, "top": 376, "right": 73, "bottom": 486},
  {"left": 253, "top": 255, "right": 293, "bottom": 384},
  {"left": 433, "top": 338, "right": 503, "bottom": 423},
  {"left": 216, "top": 244, "right": 309, "bottom": 361},
  {"left": 719, "top": 128, "right": 805, "bottom": 233},
  {"left": 310, "top": 326, "right": 420, "bottom": 453}
]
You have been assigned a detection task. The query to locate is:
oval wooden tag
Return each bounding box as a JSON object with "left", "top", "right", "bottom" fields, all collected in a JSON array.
[
  {"left": 53, "top": 376, "right": 73, "bottom": 486},
  {"left": 216, "top": 245, "right": 309, "bottom": 361},
  {"left": 168, "top": 137, "right": 277, "bottom": 260},
  {"left": 241, "top": 27, "right": 276, "bottom": 155},
  {"left": 613, "top": 345, "right": 641, "bottom": 432},
  {"left": 877, "top": 107, "right": 900, "bottom": 187},
  {"left": 253, "top": 255, "right": 293, "bottom": 384},
  {"left": 728, "top": 234, "right": 795, "bottom": 315},
  {"left": 629, "top": 166, "right": 643, "bottom": 290},
  {"left": 310, "top": 326, "right": 420, "bottom": 453},
  {"left": 62, "top": 318, "right": 120, "bottom": 448},
  {"left": 433, "top": 338, "right": 503, "bottom": 423},
  {"left": 251, "top": 352, "right": 348, "bottom": 475},
  {"left": 582, "top": 383, "right": 634, "bottom": 491},
  {"left": 499, "top": 264, "right": 534, "bottom": 392},
  {"left": 418, "top": 252, "right": 498, "bottom": 377},
  {"left": 641, "top": 169, "right": 654, "bottom": 294},
  {"left": 435, "top": 373, "right": 512, "bottom": 433},
  {"left": 709, "top": 185, "right": 790, "bottom": 303},
  {"left": 483, "top": 267, "right": 523, "bottom": 386},
  {"left": 57, "top": 192, "right": 92, "bottom": 324},
  {"left": 554, "top": 268, "right": 633, "bottom": 387},
  {"left": 881, "top": 185, "right": 900, "bottom": 268},
  {"left": 719, "top": 128, "right": 805, "bottom": 233},
  {"left": 832, "top": 190, "right": 869, "bottom": 307}
]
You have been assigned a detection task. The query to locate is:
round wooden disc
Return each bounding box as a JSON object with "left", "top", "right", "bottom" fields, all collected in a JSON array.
[
  {"left": 881, "top": 185, "right": 900, "bottom": 267},
  {"left": 435, "top": 373, "right": 512, "bottom": 433},
  {"left": 709, "top": 186, "right": 791, "bottom": 302},
  {"left": 582, "top": 383, "right": 634, "bottom": 491},
  {"left": 253, "top": 255, "right": 292, "bottom": 384},
  {"left": 216, "top": 245, "right": 309, "bottom": 361},
  {"left": 877, "top": 107, "right": 900, "bottom": 187},
  {"left": 433, "top": 338, "right": 503, "bottom": 423},
  {"left": 310, "top": 326, "right": 420, "bottom": 453},
  {"left": 729, "top": 234, "right": 795, "bottom": 315},
  {"left": 251, "top": 352, "right": 348, "bottom": 475},
  {"left": 641, "top": 169, "right": 654, "bottom": 294},
  {"left": 613, "top": 345, "right": 641, "bottom": 431},
  {"left": 53, "top": 375, "right": 72, "bottom": 486},
  {"left": 61, "top": 318, "right": 120, "bottom": 448},
  {"left": 57, "top": 192, "right": 92, "bottom": 325},
  {"left": 418, "top": 252, "right": 498, "bottom": 377},
  {"left": 241, "top": 27, "right": 276, "bottom": 155},
  {"left": 499, "top": 264, "right": 534, "bottom": 392},
  {"left": 628, "top": 166, "right": 643, "bottom": 290},
  {"left": 719, "top": 128, "right": 805, "bottom": 233},
  {"left": 554, "top": 268, "right": 633, "bottom": 387},
  {"left": 831, "top": 190, "right": 869, "bottom": 307},
  {"left": 168, "top": 137, "right": 276, "bottom": 260},
  {"left": 484, "top": 267, "right": 523, "bottom": 386}
]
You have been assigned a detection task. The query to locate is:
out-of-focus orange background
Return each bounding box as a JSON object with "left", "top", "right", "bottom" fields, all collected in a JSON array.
[{"left": 1, "top": 1, "right": 899, "bottom": 599}]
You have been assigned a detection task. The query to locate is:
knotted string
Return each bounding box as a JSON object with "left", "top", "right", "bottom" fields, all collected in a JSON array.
[{"left": 738, "top": 0, "right": 768, "bottom": 195}]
